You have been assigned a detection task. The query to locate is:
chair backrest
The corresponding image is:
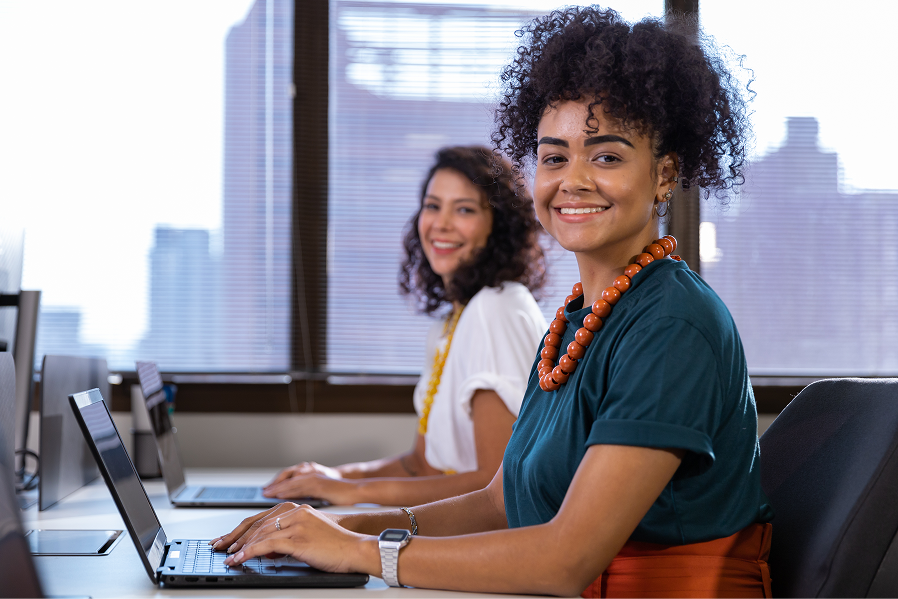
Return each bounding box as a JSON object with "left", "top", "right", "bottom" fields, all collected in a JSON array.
[{"left": 759, "top": 378, "right": 898, "bottom": 597}]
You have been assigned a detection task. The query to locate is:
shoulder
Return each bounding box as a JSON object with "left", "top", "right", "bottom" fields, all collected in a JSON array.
[
  {"left": 457, "top": 283, "right": 546, "bottom": 344},
  {"left": 464, "top": 282, "right": 544, "bottom": 325},
  {"left": 618, "top": 260, "right": 742, "bottom": 369},
  {"left": 468, "top": 281, "right": 536, "bottom": 306},
  {"left": 631, "top": 260, "right": 732, "bottom": 329}
]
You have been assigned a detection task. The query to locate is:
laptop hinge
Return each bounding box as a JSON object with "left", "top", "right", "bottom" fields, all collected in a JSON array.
[
  {"left": 172, "top": 483, "right": 189, "bottom": 500},
  {"left": 155, "top": 542, "right": 172, "bottom": 582}
]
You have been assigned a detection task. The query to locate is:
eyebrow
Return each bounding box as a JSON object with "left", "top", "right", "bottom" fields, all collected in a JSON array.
[
  {"left": 424, "top": 195, "right": 482, "bottom": 204},
  {"left": 537, "top": 135, "right": 634, "bottom": 148},
  {"left": 585, "top": 135, "right": 634, "bottom": 148}
]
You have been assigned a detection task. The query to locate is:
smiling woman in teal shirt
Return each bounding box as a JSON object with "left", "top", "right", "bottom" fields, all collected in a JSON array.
[{"left": 504, "top": 258, "right": 772, "bottom": 544}]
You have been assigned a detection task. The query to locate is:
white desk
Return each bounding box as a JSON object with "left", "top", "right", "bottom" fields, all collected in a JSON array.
[{"left": 22, "top": 469, "right": 535, "bottom": 598}]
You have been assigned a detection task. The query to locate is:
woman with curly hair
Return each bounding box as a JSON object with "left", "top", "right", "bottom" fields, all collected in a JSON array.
[
  {"left": 261, "top": 145, "right": 548, "bottom": 507},
  {"left": 215, "top": 7, "right": 772, "bottom": 596}
]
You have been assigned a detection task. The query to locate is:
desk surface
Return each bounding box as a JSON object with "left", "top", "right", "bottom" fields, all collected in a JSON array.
[{"left": 22, "top": 469, "right": 536, "bottom": 598}]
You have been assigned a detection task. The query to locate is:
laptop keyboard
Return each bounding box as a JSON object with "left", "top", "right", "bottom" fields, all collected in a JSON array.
[
  {"left": 182, "top": 540, "right": 291, "bottom": 574},
  {"left": 195, "top": 486, "right": 258, "bottom": 500}
]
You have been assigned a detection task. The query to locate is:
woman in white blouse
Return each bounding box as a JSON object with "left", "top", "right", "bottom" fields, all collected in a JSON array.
[{"left": 262, "top": 145, "right": 547, "bottom": 506}]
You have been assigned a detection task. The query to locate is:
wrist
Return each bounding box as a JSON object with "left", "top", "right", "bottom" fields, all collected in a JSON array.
[
  {"left": 336, "top": 463, "right": 365, "bottom": 479},
  {"left": 355, "top": 535, "right": 381, "bottom": 577},
  {"left": 377, "top": 529, "right": 412, "bottom": 587},
  {"left": 351, "top": 479, "right": 373, "bottom": 504}
]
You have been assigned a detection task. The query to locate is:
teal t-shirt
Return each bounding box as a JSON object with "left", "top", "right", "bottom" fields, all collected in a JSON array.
[{"left": 503, "top": 259, "right": 772, "bottom": 545}]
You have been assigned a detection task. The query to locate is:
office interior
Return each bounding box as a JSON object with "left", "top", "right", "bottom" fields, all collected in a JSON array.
[{"left": 1, "top": 0, "right": 897, "bottom": 596}]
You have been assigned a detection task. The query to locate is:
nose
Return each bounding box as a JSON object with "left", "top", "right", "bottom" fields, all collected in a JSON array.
[
  {"left": 434, "top": 205, "right": 454, "bottom": 230},
  {"left": 559, "top": 159, "right": 594, "bottom": 194}
]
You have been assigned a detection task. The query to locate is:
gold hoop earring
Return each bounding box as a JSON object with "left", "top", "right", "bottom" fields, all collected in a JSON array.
[{"left": 653, "top": 199, "right": 671, "bottom": 219}]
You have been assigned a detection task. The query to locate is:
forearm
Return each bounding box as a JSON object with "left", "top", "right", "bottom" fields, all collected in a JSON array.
[
  {"left": 338, "top": 448, "right": 437, "bottom": 479},
  {"left": 336, "top": 455, "right": 410, "bottom": 479},
  {"left": 352, "top": 520, "right": 605, "bottom": 597},
  {"left": 335, "top": 486, "right": 505, "bottom": 537},
  {"left": 352, "top": 469, "right": 494, "bottom": 506}
]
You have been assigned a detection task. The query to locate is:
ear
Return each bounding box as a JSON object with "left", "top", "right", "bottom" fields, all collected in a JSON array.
[{"left": 654, "top": 153, "right": 680, "bottom": 202}]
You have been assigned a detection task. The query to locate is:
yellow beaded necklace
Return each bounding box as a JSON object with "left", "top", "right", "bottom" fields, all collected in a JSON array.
[{"left": 417, "top": 307, "right": 463, "bottom": 436}]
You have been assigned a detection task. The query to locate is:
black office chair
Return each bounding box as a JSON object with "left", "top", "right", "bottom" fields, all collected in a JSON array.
[{"left": 759, "top": 377, "right": 898, "bottom": 597}]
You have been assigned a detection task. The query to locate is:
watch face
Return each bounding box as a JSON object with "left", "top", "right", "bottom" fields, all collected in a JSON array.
[{"left": 380, "top": 529, "right": 409, "bottom": 542}]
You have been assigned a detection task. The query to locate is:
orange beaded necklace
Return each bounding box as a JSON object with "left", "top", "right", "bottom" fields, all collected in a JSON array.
[{"left": 538, "top": 235, "right": 679, "bottom": 392}]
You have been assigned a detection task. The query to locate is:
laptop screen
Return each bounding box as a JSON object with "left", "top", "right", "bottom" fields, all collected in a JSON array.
[
  {"left": 135, "top": 361, "right": 186, "bottom": 494},
  {"left": 69, "top": 389, "right": 167, "bottom": 580}
]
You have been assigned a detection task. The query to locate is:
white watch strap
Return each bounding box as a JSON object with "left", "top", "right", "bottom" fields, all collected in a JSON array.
[{"left": 379, "top": 542, "right": 402, "bottom": 587}]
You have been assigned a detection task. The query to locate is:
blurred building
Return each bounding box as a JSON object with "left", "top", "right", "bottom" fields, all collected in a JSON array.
[
  {"left": 704, "top": 117, "right": 898, "bottom": 374},
  {"left": 220, "top": 0, "right": 293, "bottom": 371},
  {"left": 140, "top": 227, "right": 220, "bottom": 370}
]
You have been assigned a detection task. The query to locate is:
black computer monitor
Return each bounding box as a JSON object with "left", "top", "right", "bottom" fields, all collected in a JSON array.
[
  {"left": 0, "top": 353, "right": 43, "bottom": 597},
  {"left": 0, "top": 354, "right": 15, "bottom": 483},
  {"left": 39, "top": 355, "right": 108, "bottom": 511}
]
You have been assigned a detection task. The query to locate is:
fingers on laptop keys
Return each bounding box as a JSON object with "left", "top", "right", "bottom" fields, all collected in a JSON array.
[
  {"left": 211, "top": 502, "right": 297, "bottom": 552},
  {"left": 266, "top": 463, "right": 304, "bottom": 487}
]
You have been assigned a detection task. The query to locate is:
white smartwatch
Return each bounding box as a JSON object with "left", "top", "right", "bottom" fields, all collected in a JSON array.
[{"left": 378, "top": 528, "right": 411, "bottom": 587}]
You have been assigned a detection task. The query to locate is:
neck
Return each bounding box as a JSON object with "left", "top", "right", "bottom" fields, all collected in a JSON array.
[
  {"left": 574, "top": 233, "right": 660, "bottom": 306},
  {"left": 576, "top": 259, "right": 627, "bottom": 307}
]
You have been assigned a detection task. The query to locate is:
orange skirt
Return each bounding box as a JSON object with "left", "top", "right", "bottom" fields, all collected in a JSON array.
[{"left": 581, "top": 523, "right": 772, "bottom": 598}]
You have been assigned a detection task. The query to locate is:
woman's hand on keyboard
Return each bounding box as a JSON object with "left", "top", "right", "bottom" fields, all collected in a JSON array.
[
  {"left": 262, "top": 472, "right": 361, "bottom": 504},
  {"left": 219, "top": 503, "right": 375, "bottom": 574},
  {"left": 265, "top": 461, "right": 343, "bottom": 489}
]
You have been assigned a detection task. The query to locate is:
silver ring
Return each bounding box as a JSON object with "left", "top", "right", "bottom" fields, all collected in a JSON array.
[{"left": 275, "top": 517, "right": 281, "bottom": 531}]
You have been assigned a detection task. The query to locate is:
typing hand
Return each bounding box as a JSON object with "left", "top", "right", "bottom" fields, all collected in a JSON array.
[
  {"left": 265, "top": 462, "right": 343, "bottom": 488},
  {"left": 208, "top": 503, "right": 293, "bottom": 554},
  {"left": 263, "top": 472, "right": 361, "bottom": 505},
  {"left": 218, "top": 503, "right": 376, "bottom": 575}
]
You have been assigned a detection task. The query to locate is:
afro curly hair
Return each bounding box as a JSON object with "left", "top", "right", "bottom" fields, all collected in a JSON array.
[{"left": 492, "top": 5, "right": 752, "bottom": 198}]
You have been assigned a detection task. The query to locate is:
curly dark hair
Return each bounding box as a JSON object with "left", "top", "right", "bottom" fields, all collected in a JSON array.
[
  {"left": 399, "top": 145, "right": 546, "bottom": 314},
  {"left": 492, "top": 6, "right": 751, "bottom": 198}
]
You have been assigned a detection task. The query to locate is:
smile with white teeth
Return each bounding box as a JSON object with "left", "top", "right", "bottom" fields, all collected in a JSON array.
[
  {"left": 432, "top": 240, "right": 463, "bottom": 249},
  {"left": 558, "top": 206, "right": 608, "bottom": 215}
]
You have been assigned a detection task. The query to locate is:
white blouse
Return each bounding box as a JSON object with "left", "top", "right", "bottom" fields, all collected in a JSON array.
[{"left": 412, "top": 282, "right": 547, "bottom": 474}]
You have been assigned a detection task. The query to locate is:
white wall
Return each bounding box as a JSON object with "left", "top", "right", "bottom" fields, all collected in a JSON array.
[{"left": 26, "top": 411, "right": 418, "bottom": 468}]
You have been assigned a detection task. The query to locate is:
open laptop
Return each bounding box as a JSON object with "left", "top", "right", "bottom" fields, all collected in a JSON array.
[
  {"left": 135, "top": 361, "right": 323, "bottom": 508},
  {"left": 69, "top": 388, "right": 368, "bottom": 589}
]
